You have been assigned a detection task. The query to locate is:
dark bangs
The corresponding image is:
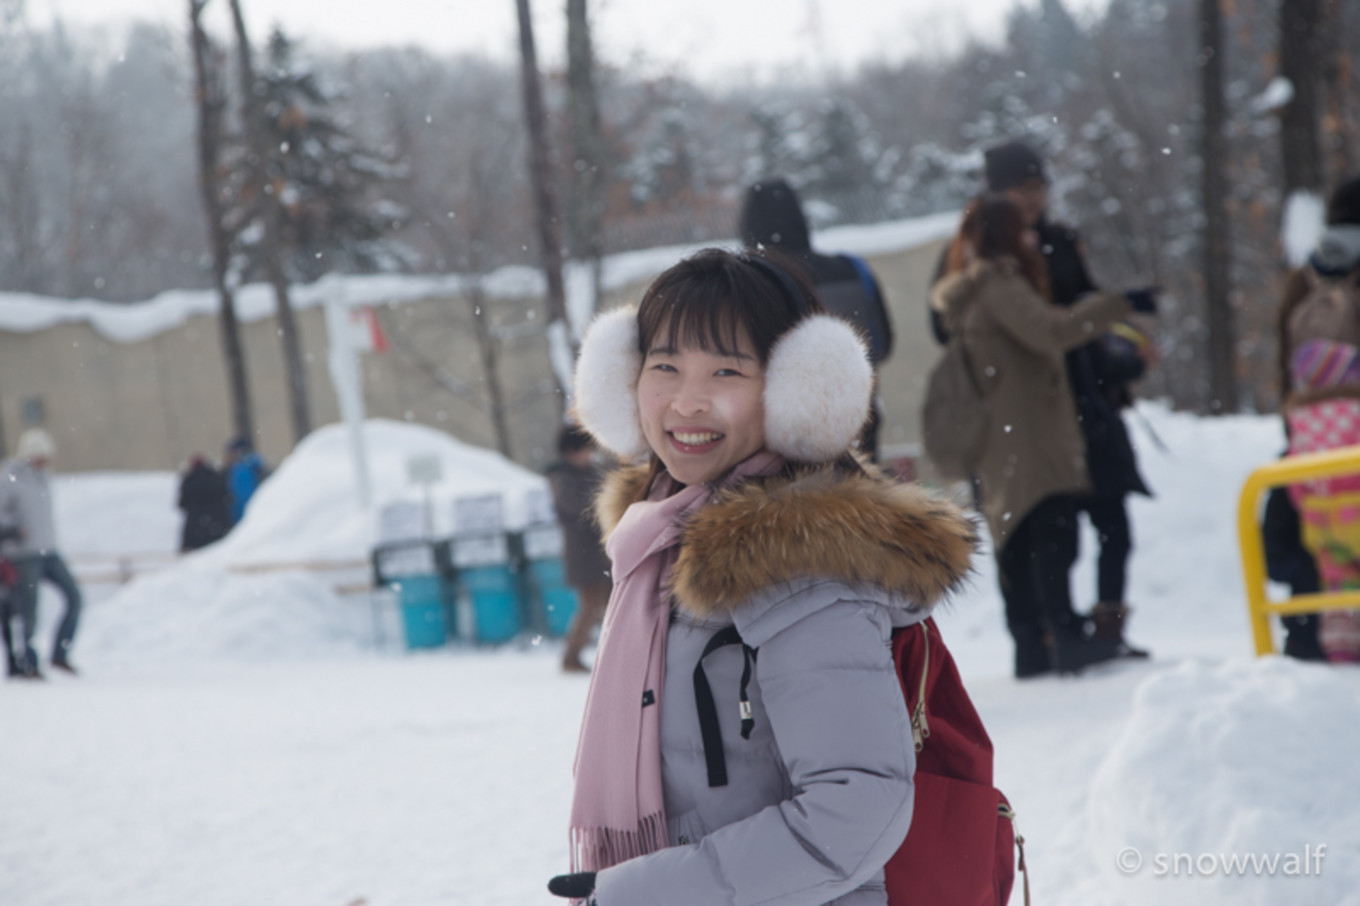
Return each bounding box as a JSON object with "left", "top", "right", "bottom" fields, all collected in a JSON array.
[{"left": 636, "top": 248, "right": 821, "bottom": 364}]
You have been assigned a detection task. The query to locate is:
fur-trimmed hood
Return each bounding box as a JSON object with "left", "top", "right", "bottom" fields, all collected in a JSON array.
[
  {"left": 595, "top": 463, "right": 978, "bottom": 619},
  {"left": 929, "top": 257, "right": 1021, "bottom": 319}
]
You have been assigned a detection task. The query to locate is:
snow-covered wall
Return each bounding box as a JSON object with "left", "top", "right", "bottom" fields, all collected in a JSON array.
[
  {"left": 0, "top": 211, "right": 959, "bottom": 344},
  {"left": 1, "top": 212, "right": 959, "bottom": 472}
]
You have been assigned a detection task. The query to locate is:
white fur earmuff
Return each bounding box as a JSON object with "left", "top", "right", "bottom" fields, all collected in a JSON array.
[
  {"left": 762, "top": 314, "right": 873, "bottom": 462},
  {"left": 572, "top": 306, "right": 873, "bottom": 463},
  {"left": 572, "top": 305, "right": 648, "bottom": 460}
]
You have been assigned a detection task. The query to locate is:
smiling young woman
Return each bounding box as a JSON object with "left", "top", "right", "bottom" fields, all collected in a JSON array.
[
  {"left": 551, "top": 248, "right": 978, "bottom": 906},
  {"left": 636, "top": 334, "right": 767, "bottom": 486}
]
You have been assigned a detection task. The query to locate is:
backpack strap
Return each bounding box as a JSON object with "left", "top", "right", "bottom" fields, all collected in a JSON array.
[
  {"left": 840, "top": 253, "right": 894, "bottom": 362},
  {"left": 694, "top": 624, "right": 757, "bottom": 788},
  {"left": 999, "top": 799, "right": 1032, "bottom": 906},
  {"left": 908, "top": 621, "right": 931, "bottom": 753},
  {"left": 841, "top": 253, "right": 879, "bottom": 300}
]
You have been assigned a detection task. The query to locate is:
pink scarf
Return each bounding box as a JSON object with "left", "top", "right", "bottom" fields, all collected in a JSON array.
[{"left": 568, "top": 451, "right": 784, "bottom": 872}]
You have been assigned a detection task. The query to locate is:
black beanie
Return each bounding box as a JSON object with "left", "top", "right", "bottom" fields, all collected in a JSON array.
[
  {"left": 1327, "top": 175, "right": 1360, "bottom": 226},
  {"left": 984, "top": 141, "right": 1048, "bottom": 191},
  {"left": 738, "top": 177, "right": 811, "bottom": 253}
]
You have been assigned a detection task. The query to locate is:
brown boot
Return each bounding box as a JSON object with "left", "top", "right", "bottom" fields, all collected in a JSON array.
[
  {"left": 1090, "top": 602, "right": 1128, "bottom": 641},
  {"left": 1090, "top": 602, "right": 1150, "bottom": 659}
]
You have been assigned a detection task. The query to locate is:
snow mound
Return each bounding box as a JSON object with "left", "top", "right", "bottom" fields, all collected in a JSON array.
[
  {"left": 81, "top": 563, "right": 362, "bottom": 668},
  {"left": 216, "top": 418, "right": 548, "bottom": 567},
  {"left": 1087, "top": 657, "right": 1360, "bottom": 904},
  {"left": 79, "top": 420, "right": 548, "bottom": 668}
]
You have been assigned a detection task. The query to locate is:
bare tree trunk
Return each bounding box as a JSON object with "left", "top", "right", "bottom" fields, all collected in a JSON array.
[
  {"left": 1280, "top": 0, "right": 1326, "bottom": 197},
  {"left": 62, "top": 89, "right": 94, "bottom": 298},
  {"left": 228, "top": 0, "right": 312, "bottom": 445},
  {"left": 514, "top": 0, "right": 570, "bottom": 416},
  {"left": 1199, "top": 0, "right": 1237, "bottom": 413},
  {"left": 468, "top": 284, "right": 514, "bottom": 459},
  {"left": 1320, "top": 0, "right": 1356, "bottom": 180},
  {"left": 0, "top": 125, "right": 41, "bottom": 292},
  {"left": 566, "top": 0, "right": 606, "bottom": 315},
  {"left": 463, "top": 156, "right": 516, "bottom": 459},
  {"left": 189, "top": 0, "right": 254, "bottom": 446}
]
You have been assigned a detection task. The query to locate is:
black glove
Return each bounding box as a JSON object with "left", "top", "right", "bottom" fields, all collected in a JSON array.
[
  {"left": 1124, "top": 286, "right": 1159, "bottom": 315},
  {"left": 548, "top": 872, "right": 597, "bottom": 899}
]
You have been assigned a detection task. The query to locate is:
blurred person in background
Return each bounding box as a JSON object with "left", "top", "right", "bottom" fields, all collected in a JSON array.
[
  {"left": 1272, "top": 174, "right": 1360, "bottom": 660},
  {"left": 932, "top": 140, "right": 1155, "bottom": 661},
  {"left": 224, "top": 436, "right": 269, "bottom": 525},
  {"left": 930, "top": 195, "right": 1153, "bottom": 676},
  {"left": 0, "top": 428, "right": 83, "bottom": 678},
  {"left": 547, "top": 425, "right": 612, "bottom": 673},
  {"left": 739, "top": 177, "right": 894, "bottom": 461},
  {"left": 0, "top": 554, "right": 19, "bottom": 676},
  {"left": 178, "top": 454, "right": 232, "bottom": 552}
]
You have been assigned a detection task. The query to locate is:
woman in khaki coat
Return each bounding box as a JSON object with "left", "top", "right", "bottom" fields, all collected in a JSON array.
[{"left": 931, "top": 195, "right": 1144, "bottom": 676}]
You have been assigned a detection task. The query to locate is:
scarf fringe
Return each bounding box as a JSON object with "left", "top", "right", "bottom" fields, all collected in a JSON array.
[{"left": 570, "top": 810, "right": 669, "bottom": 872}]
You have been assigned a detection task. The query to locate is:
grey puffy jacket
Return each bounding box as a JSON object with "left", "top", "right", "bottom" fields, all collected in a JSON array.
[
  {"left": 0, "top": 458, "right": 57, "bottom": 557},
  {"left": 589, "top": 463, "right": 977, "bottom": 906}
]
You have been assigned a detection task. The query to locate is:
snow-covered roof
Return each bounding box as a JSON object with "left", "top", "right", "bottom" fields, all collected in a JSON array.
[{"left": 0, "top": 211, "right": 960, "bottom": 345}]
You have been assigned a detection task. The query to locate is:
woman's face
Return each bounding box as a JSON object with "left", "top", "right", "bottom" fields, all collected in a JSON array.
[
  {"left": 1003, "top": 178, "right": 1049, "bottom": 227},
  {"left": 637, "top": 326, "right": 767, "bottom": 486}
]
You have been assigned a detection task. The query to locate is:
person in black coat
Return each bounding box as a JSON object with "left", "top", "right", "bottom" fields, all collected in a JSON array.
[
  {"left": 1261, "top": 480, "right": 1326, "bottom": 660},
  {"left": 931, "top": 141, "right": 1153, "bottom": 664},
  {"left": 0, "top": 550, "right": 18, "bottom": 677},
  {"left": 178, "top": 455, "right": 232, "bottom": 552},
  {"left": 547, "top": 426, "right": 613, "bottom": 673},
  {"left": 739, "top": 177, "right": 894, "bottom": 461}
]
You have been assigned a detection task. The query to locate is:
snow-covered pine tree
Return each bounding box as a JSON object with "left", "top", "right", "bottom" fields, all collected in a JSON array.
[
  {"left": 747, "top": 104, "right": 805, "bottom": 187},
  {"left": 234, "top": 29, "right": 410, "bottom": 285},
  {"left": 624, "top": 109, "right": 699, "bottom": 208},
  {"left": 801, "top": 99, "right": 888, "bottom": 226}
]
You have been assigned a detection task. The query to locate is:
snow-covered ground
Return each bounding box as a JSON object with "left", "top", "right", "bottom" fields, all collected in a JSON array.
[{"left": 3, "top": 404, "right": 1359, "bottom": 906}]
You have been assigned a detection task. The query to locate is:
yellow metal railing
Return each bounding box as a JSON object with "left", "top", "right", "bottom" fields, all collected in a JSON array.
[{"left": 1238, "top": 445, "right": 1360, "bottom": 655}]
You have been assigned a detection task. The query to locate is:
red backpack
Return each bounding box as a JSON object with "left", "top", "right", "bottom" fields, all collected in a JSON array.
[
  {"left": 886, "top": 618, "right": 1028, "bottom": 906},
  {"left": 696, "top": 617, "right": 1028, "bottom": 904}
]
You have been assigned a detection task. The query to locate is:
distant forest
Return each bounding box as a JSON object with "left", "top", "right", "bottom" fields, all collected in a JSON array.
[{"left": 0, "top": 0, "right": 1356, "bottom": 413}]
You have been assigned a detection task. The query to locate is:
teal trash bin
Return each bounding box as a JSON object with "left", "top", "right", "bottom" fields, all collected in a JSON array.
[
  {"left": 521, "top": 524, "right": 578, "bottom": 638},
  {"left": 394, "top": 574, "right": 448, "bottom": 648},
  {"left": 453, "top": 534, "right": 520, "bottom": 643},
  {"left": 375, "top": 543, "right": 449, "bottom": 649},
  {"left": 530, "top": 558, "right": 579, "bottom": 637}
]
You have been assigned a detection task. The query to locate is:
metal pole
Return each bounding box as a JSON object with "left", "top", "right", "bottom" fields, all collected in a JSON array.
[{"left": 324, "top": 298, "right": 373, "bottom": 511}]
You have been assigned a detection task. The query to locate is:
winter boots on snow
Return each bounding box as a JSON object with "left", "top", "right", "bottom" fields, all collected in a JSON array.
[
  {"left": 1088, "top": 601, "right": 1150, "bottom": 660},
  {"left": 1047, "top": 624, "right": 1123, "bottom": 675},
  {"left": 1014, "top": 603, "right": 1148, "bottom": 678}
]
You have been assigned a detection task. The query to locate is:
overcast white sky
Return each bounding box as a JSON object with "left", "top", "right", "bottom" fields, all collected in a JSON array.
[{"left": 36, "top": 0, "right": 1108, "bottom": 85}]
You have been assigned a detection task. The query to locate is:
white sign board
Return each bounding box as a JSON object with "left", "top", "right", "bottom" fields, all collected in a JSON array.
[
  {"left": 348, "top": 308, "right": 375, "bottom": 352},
  {"left": 524, "top": 486, "right": 557, "bottom": 526},
  {"left": 522, "top": 524, "right": 565, "bottom": 561},
  {"left": 453, "top": 494, "right": 504, "bottom": 535},
  {"left": 378, "top": 545, "right": 437, "bottom": 578},
  {"left": 452, "top": 534, "right": 510, "bottom": 568},
  {"left": 407, "top": 454, "right": 443, "bottom": 486},
  {"left": 378, "top": 500, "right": 427, "bottom": 543}
]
